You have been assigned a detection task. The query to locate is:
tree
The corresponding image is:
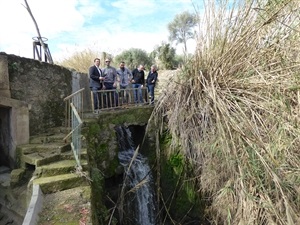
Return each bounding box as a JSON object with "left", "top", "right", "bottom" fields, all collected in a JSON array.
[
  {"left": 152, "top": 42, "right": 176, "bottom": 69},
  {"left": 114, "top": 48, "right": 153, "bottom": 70},
  {"left": 167, "top": 11, "right": 198, "bottom": 57}
]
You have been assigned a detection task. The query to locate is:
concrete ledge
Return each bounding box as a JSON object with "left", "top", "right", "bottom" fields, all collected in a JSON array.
[
  {"left": 0, "top": 96, "right": 28, "bottom": 108},
  {"left": 22, "top": 184, "right": 44, "bottom": 225}
]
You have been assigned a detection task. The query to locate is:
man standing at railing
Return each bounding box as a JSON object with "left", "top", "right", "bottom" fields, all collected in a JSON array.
[
  {"left": 131, "top": 65, "right": 145, "bottom": 105},
  {"left": 102, "top": 58, "right": 118, "bottom": 107},
  {"left": 146, "top": 65, "right": 158, "bottom": 105},
  {"left": 89, "top": 58, "right": 104, "bottom": 114},
  {"left": 117, "top": 61, "right": 132, "bottom": 104}
]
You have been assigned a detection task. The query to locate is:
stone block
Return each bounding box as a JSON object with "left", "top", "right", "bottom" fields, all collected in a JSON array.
[{"left": 10, "top": 168, "right": 25, "bottom": 187}]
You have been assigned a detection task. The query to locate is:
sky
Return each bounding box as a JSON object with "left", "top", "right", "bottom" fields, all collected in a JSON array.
[{"left": 0, "top": 0, "right": 199, "bottom": 62}]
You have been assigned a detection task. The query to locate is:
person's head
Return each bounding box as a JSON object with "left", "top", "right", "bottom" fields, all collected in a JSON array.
[
  {"left": 151, "top": 65, "right": 157, "bottom": 72},
  {"left": 105, "top": 58, "right": 111, "bottom": 66},
  {"left": 119, "top": 61, "right": 125, "bottom": 69},
  {"left": 94, "top": 58, "right": 100, "bottom": 66},
  {"left": 138, "top": 64, "right": 144, "bottom": 72}
]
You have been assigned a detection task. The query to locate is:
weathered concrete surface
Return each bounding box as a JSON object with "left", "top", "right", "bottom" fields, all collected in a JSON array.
[
  {"left": 71, "top": 70, "right": 92, "bottom": 112},
  {"left": 22, "top": 184, "right": 44, "bottom": 225},
  {"left": 0, "top": 96, "right": 29, "bottom": 168},
  {"left": 0, "top": 55, "right": 10, "bottom": 98},
  {"left": 4, "top": 52, "right": 73, "bottom": 135}
]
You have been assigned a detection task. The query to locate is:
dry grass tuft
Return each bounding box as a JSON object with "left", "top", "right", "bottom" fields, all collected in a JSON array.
[
  {"left": 58, "top": 49, "right": 112, "bottom": 73},
  {"left": 153, "top": 0, "right": 300, "bottom": 224}
]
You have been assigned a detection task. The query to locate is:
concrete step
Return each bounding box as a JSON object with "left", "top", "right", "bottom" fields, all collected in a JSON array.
[
  {"left": 18, "top": 142, "right": 72, "bottom": 167},
  {"left": 47, "top": 126, "right": 71, "bottom": 134},
  {"left": 60, "top": 148, "right": 87, "bottom": 160},
  {"left": 29, "top": 133, "right": 66, "bottom": 144},
  {"left": 21, "top": 147, "right": 86, "bottom": 167},
  {"left": 37, "top": 159, "right": 88, "bottom": 177},
  {"left": 33, "top": 173, "right": 89, "bottom": 194},
  {"left": 18, "top": 142, "right": 70, "bottom": 155},
  {"left": 22, "top": 150, "right": 61, "bottom": 167}
]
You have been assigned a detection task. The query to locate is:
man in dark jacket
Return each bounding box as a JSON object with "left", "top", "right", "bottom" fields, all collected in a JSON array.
[
  {"left": 89, "top": 58, "right": 104, "bottom": 113},
  {"left": 146, "top": 65, "right": 158, "bottom": 104},
  {"left": 131, "top": 65, "right": 145, "bottom": 104}
]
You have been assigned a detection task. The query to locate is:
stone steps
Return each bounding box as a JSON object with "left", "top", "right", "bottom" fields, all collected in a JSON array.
[
  {"left": 29, "top": 133, "right": 66, "bottom": 144},
  {"left": 15, "top": 128, "right": 89, "bottom": 189},
  {"left": 18, "top": 142, "right": 70, "bottom": 154},
  {"left": 32, "top": 173, "right": 89, "bottom": 194},
  {"left": 60, "top": 148, "right": 88, "bottom": 160},
  {"left": 37, "top": 159, "right": 88, "bottom": 177},
  {"left": 11, "top": 127, "right": 90, "bottom": 224}
]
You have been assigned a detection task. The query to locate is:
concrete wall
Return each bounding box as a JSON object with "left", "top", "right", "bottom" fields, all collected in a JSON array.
[
  {"left": 71, "top": 70, "right": 92, "bottom": 112},
  {"left": 0, "top": 52, "right": 92, "bottom": 136},
  {"left": 3, "top": 52, "right": 73, "bottom": 135},
  {"left": 0, "top": 54, "right": 30, "bottom": 168},
  {"left": 0, "top": 54, "right": 11, "bottom": 98},
  {"left": 0, "top": 52, "right": 91, "bottom": 168},
  {"left": 0, "top": 97, "right": 29, "bottom": 168}
]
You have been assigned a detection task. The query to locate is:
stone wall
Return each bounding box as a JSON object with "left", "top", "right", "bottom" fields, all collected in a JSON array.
[
  {"left": 84, "top": 107, "right": 154, "bottom": 225},
  {"left": 1, "top": 52, "right": 91, "bottom": 135}
]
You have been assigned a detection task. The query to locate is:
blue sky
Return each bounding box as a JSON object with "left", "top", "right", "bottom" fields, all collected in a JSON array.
[{"left": 0, "top": 0, "right": 198, "bottom": 62}]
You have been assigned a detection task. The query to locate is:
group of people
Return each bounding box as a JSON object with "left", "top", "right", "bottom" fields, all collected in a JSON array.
[{"left": 89, "top": 58, "right": 158, "bottom": 113}]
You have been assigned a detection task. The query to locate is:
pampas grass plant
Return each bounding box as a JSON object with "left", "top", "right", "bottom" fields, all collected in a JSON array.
[{"left": 153, "top": 0, "right": 300, "bottom": 224}]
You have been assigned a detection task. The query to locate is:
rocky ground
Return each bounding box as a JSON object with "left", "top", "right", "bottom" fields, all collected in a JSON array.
[{"left": 38, "top": 186, "right": 91, "bottom": 225}]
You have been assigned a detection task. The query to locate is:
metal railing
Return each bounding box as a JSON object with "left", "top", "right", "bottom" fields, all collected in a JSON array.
[
  {"left": 63, "top": 88, "right": 84, "bottom": 169},
  {"left": 91, "top": 87, "right": 150, "bottom": 111}
]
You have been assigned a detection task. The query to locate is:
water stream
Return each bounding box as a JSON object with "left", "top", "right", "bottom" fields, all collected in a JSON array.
[{"left": 116, "top": 125, "right": 157, "bottom": 225}]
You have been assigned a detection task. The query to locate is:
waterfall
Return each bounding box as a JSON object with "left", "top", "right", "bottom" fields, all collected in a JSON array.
[{"left": 116, "top": 126, "right": 157, "bottom": 225}]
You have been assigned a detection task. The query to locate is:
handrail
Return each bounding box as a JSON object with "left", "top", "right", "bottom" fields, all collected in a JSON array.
[
  {"left": 64, "top": 88, "right": 85, "bottom": 169},
  {"left": 91, "top": 87, "right": 150, "bottom": 111},
  {"left": 63, "top": 103, "right": 83, "bottom": 141},
  {"left": 64, "top": 88, "right": 85, "bottom": 101}
]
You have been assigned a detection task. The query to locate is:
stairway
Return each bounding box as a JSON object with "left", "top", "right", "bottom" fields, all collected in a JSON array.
[
  {"left": 17, "top": 127, "right": 89, "bottom": 194},
  {"left": 13, "top": 127, "right": 92, "bottom": 225}
]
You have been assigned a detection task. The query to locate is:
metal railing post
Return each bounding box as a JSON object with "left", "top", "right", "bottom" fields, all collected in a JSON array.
[{"left": 63, "top": 88, "right": 85, "bottom": 169}]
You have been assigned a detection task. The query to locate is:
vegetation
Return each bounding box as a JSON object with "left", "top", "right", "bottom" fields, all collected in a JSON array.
[
  {"left": 167, "top": 11, "right": 198, "bottom": 58},
  {"left": 114, "top": 48, "right": 153, "bottom": 70},
  {"left": 151, "top": 42, "right": 177, "bottom": 69},
  {"left": 58, "top": 49, "right": 102, "bottom": 73},
  {"left": 153, "top": 0, "right": 300, "bottom": 224}
]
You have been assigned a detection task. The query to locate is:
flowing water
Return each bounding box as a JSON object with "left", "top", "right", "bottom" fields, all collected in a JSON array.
[{"left": 116, "top": 125, "right": 157, "bottom": 225}]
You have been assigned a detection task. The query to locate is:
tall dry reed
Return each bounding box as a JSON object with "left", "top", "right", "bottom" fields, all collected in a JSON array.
[{"left": 153, "top": 0, "right": 300, "bottom": 224}]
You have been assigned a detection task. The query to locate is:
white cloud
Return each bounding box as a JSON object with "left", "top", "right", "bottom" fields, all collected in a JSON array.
[{"left": 0, "top": 0, "right": 199, "bottom": 61}]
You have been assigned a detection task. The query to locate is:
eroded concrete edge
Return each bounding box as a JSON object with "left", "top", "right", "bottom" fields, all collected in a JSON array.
[{"left": 22, "top": 184, "right": 44, "bottom": 225}]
